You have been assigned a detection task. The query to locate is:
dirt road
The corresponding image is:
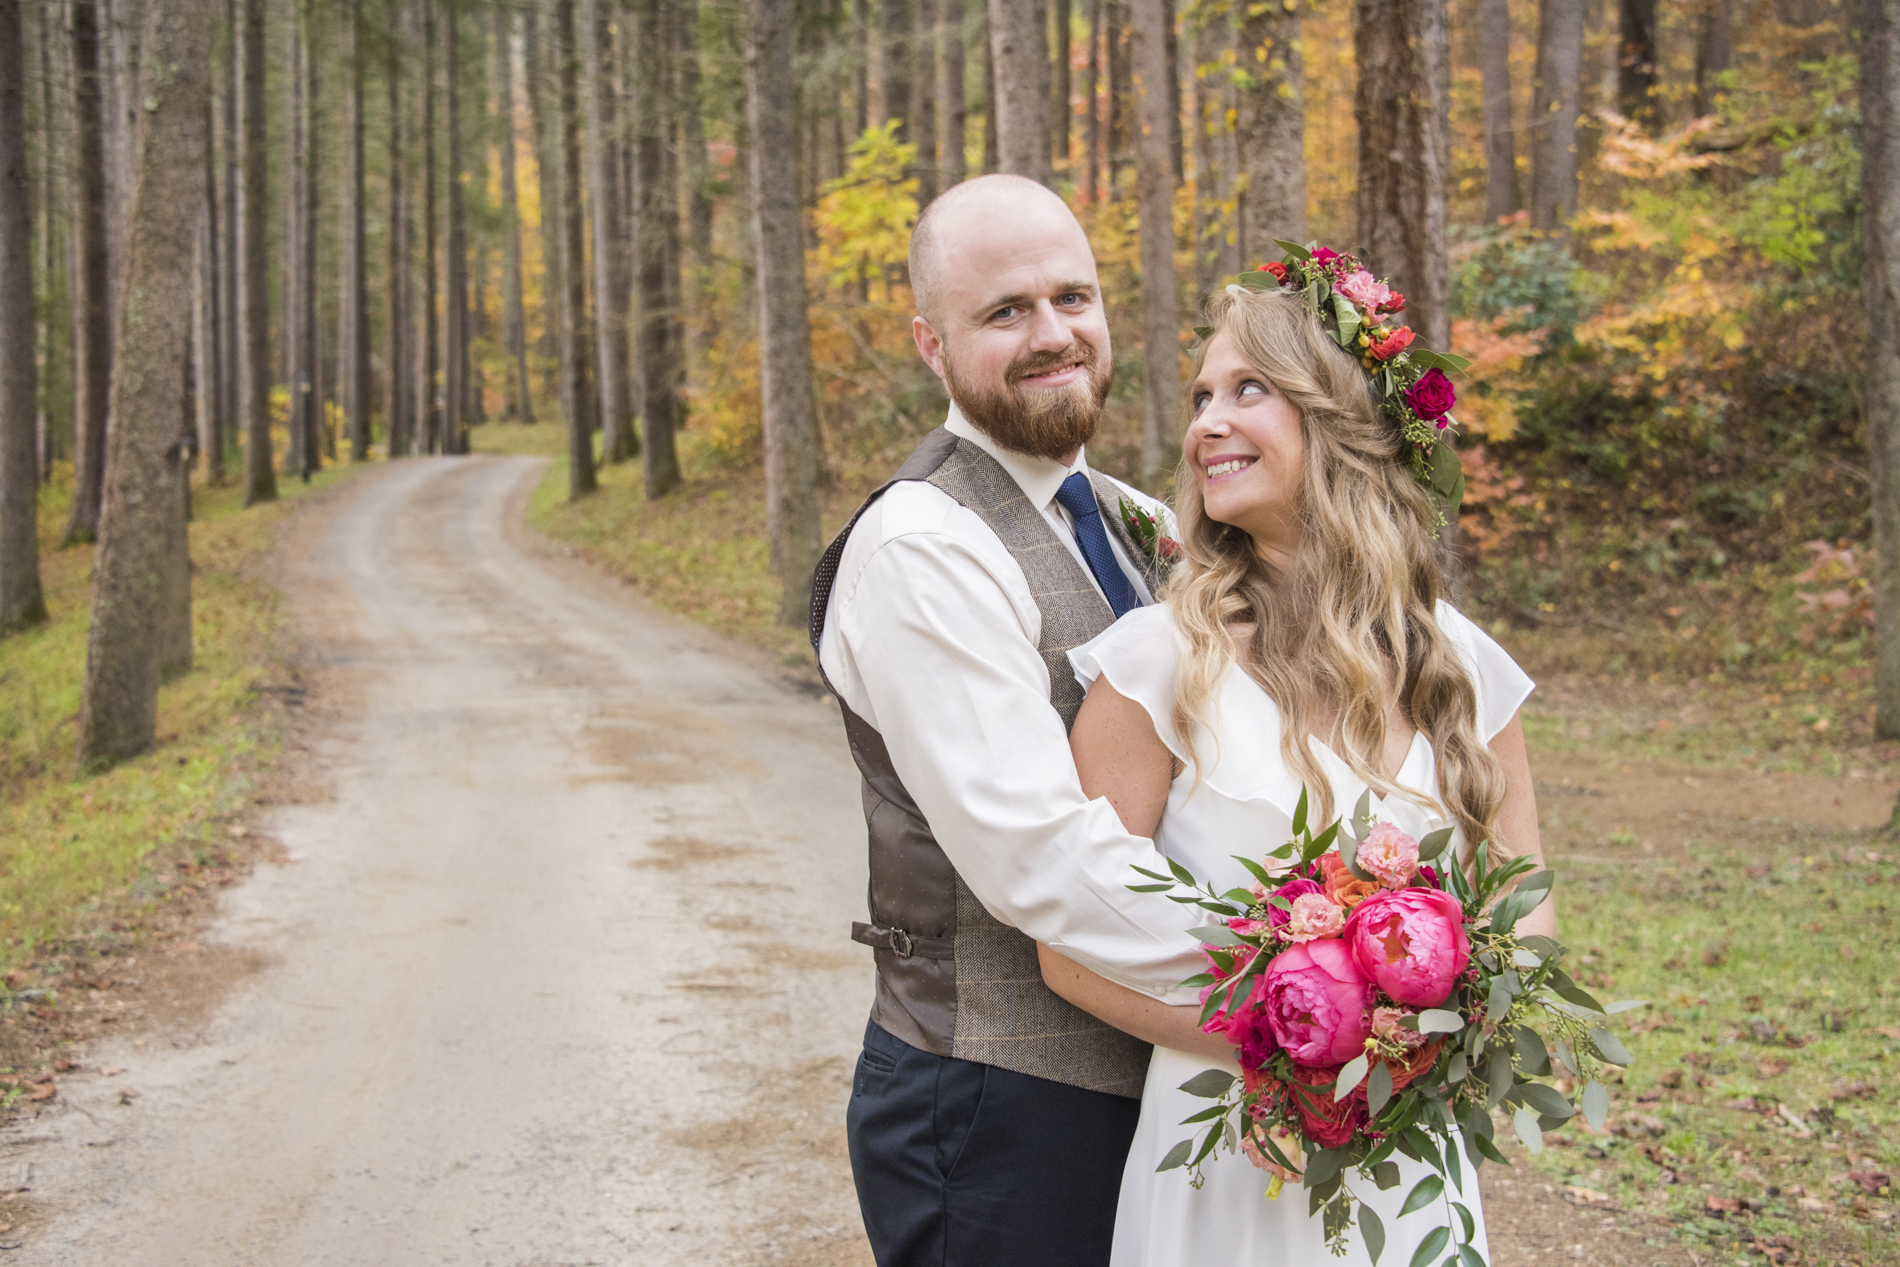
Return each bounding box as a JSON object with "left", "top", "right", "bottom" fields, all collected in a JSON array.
[{"left": 16, "top": 457, "right": 879, "bottom": 1266}]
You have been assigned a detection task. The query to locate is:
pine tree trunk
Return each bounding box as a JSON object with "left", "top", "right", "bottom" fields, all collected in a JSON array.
[
  {"left": 198, "top": 94, "right": 225, "bottom": 480},
  {"left": 442, "top": 0, "right": 466, "bottom": 457},
  {"left": 239, "top": 0, "right": 273, "bottom": 502},
  {"left": 1480, "top": 0, "right": 1518, "bottom": 222},
  {"left": 938, "top": 0, "right": 966, "bottom": 187},
  {"left": 495, "top": 5, "right": 532, "bottom": 424},
  {"left": 1235, "top": 0, "right": 1304, "bottom": 259},
  {"left": 343, "top": 0, "right": 368, "bottom": 459},
  {"left": 1693, "top": 0, "right": 1731, "bottom": 117},
  {"left": 584, "top": 0, "right": 634, "bottom": 462},
  {"left": 1528, "top": 0, "right": 1581, "bottom": 232},
  {"left": 0, "top": 0, "right": 45, "bottom": 631},
  {"left": 285, "top": 9, "right": 305, "bottom": 474},
  {"left": 554, "top": 0, "right": 597, "bottom": 498},
  {"left": 525, "top": 3, "right": 562, "bottom": 378},
  {"left": 988, "top": 0, "right": 1051, "bottom": 184},
  {"left": 1163, "top": 0, "right": 1180, "bottom": 182},
  {"left": 76, "top": 0, "right": 213, "bottom": 765},
  {"left": 218, "top": 0, "right": 238, "bottom": 476},
  {"left": 678, "top": 0, "right": 713, "bottom": 274},
  {"left": 296, "top": 4, "right": 320, "bottom": 480},
  {"left": 384, "top": 0, "right": 410, "bottom": 455},
  {"left": 884, "top": 0, "right": 913, "bottom": 143},
  {"left": 1617, "top": 0, "right": 1656, "bottom": 125},
  {"left": 420, "top": 0, "right": 439, "bottom": 453},
  {"left": 1865, "top": 0, "right": 1900, "bottom": 737},
  {"left": 65, "top": 0, "right": 112, "bottom": 540},
  {"left": 914, "top": 0, "right": 938, "bottom": 205},
  {"left": 1189, "top": 2, "right": 1226, "bottom": 293},
  {"left": 1083, "top": 0, "right": 1099, "bottom": 201},
  {"left": 746, "top": 0, "right": 821, "bottom": 624},
  {"left": 852, "top": 0, "right": 869, "bottom": 136},
  {"left": 1130, "top": 0, "right": 1177, "bottom": 487},
  {"left": 981, "top": 4, "right": 996, "bottom": 171},
  {"left": 633, "top": 0, "right": 680, "bottom": 497},
  {"left": 1353, "top": 0, "right": 1451, "bottom": 353},
  {"left": 1107, "top": 1, "right": 1128, "bottom": 192},
  {"left": 1052, "top": 0, "right": 1070, "bottom": 172}
]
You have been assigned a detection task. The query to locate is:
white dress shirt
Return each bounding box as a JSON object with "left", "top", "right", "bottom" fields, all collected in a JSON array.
[{"left": 818, "top": 404, "right": 1203, "bottom": 1002}]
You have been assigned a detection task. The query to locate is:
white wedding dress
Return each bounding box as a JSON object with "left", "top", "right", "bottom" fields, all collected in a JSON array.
[{"left": 1069, "top": 601, "right": 1534, "bottom": 1266}]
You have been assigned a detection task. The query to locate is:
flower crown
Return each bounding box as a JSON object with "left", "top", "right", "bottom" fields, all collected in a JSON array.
[{"left": 1198, "top": 241, "right": 1469, "bottom": 524}]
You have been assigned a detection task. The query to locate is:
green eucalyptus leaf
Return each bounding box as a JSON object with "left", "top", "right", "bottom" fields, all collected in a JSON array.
[
  {"left": 1458, "top": 1246, "right": 1486, "bottom": 1267},
  {"left": 1233, "top": 855, "right": 1275, "bottom": 887},
  {"left": 1454, "top": 1201, "right": 1476, "bottom": 1242},
  {"left": 1335, "top": 1054, "right": 1372, "bottom": 1100},
  {"left": 1274, "top": 238, "right": 1313, "bottom": 260},
  {"left": 1303, "top": 1146, "right": 1349, "bottom": 1187},
  {"left": 1179, "top": 1069, "right": 1238, "bottom": 1099},
  {"left": 1603, "top": 999, "right": 1649, "bottom": 1015},
  {"left": 1190, "top": 925, "right": 1244, "bottom": 947},
  {"left": 1512, "top": 1106, "right": 1544, "bottom": 1154},
  {"left": 1156, "top": 1139, "right": 1193, "bottom": 1171},
  {"left": 1408, "top": 1227, "right": 1451, "bottom": 1267},
  {"left": 1368, "top": 1060, "right": 1396, "bottom": 1116},
  {"left": 1589, "top": 1027, "right": 1634, "bottom": 1066},
  {"left": 1417, "top": 827, "right": 1455, "bottom": 862},
  {"left": 1582, "top": 1079, "right": 1610, "bottom": 1132},
  {"left": 1399, "top": 1174, "right": 1445, "bottom": 1217},
  {"left": 1518, "top": 1082, "right": 1575, "bottom": 1119},
  {"left": 1511, "top": 948, "right": 1544, "bottom": 970},
  {"left": 1447, "top": 1051, "right": 1468, "bottom": 1084},
  {"left": 1363, "top": 1203, "right": 1388, "bottom": 1265},
  {"left": 1514, "top": 1027, "right": 1551, "bottom": 1077},
  {"left": 1293, "top": 786, "right": 1309, "bottom": 834},
  {"left": 1407, "top": 348, "right": 1474, "bottom": 373},
  {"left": 1485, "top": 1051, "right": 1514, "bottom": 1109},
  {"left": 1418, "top": 1009, "right": 1465, "bottom": 1035},
  {"left": 1127, "top": 882, "right": 1175, "bottom": 893},
  {"left": 1373, "top": 1160, "right": 1403, "bottom": 1190}
]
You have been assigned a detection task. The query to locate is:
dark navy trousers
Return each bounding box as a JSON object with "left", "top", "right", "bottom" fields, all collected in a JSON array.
[{"left": 846, "top": 1017, "right": 1142, "bottom": 1267}]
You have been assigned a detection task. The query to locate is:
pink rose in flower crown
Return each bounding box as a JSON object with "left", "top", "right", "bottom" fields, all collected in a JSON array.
[
  {"left": 1282, "top": 892, "right": 1347, "bottom": 943},
  {"left": 1356, "top": 821, "right": 1421, "bottom": 887},
  {"left": 1405, "top": 368, "right": 1457, "bottom": 420},
  {"left": 1335, "top": 269, "right": 1393, "bottom": 314},
  {"left": 1261, "top": 939, "right": 1374, "bottom": 1065},
  {"left": 1344, "top": 887, "right": 1471, "bottom": 1007}
]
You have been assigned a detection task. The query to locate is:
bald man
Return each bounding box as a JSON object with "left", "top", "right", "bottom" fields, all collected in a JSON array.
[{"left": 810, "top": 175, "right": 1203, "bottom": 1265}]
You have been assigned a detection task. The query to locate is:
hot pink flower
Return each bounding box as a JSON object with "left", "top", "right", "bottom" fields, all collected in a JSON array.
[
  {"left": 1311, "top": 248, "right": 1340, "bottom": 264},
  {"left": 1261, "top": 939, "right": 1375, "bottom": 1065},
  {"left": 1282, "top": 892, "right": 1347, "bottom": 943},
  {"left": 1344, "top": 887, "right": 1471, "bottom": 1007},
  {"left": 1264, "top": 878, "right": 1324, "bottom": 929},
  {"left": 1356, "top": 821, "right": 1421, "bottom": 887},
  {"left": 1335, "top": 269, "right": 1393, "bottom": 313}
]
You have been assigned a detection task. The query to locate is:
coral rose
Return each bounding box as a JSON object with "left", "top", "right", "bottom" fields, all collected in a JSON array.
[
  {"left": 1259, "top": 261, "right": 1288, "bottom": 282},
  {"left": 1356, "top": 821, "right": 1421, "bottom": 887},
  {"left": 1404, "top": 368, "right": 1457, "bottom": 420},
  {"left": 1319, "top": 852, "right": 1381, "bottom": 909},
  {"left": 1383, "top": 1038, "right": 1445, "bottom": 1093},
  {"left": 1335, "top": 269, "right": 1393, "bottom": 313},
  {"left": 1286, "top": 1063, "right": 1369, "bottom": 1149},
  {"left": 1282, "top": 892, "right": 1346, "bottom": 943},
  {"left": 1384, "top": 291, "right": 1406, "bottom": 314},
  {"left": 1369, "top": 326, "right": 1416, "bottom": 361},
  {"left": 1344, "top": 887, "right": 1472, "bottom": 1007},
  {"left": 1261, "top": 939, "right": 1375, "bottom": 1065}
]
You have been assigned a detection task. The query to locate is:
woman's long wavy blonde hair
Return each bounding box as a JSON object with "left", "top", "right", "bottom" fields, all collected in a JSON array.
[{"left": 1166, "top": 285, "right": 1508, "bottom": 858}]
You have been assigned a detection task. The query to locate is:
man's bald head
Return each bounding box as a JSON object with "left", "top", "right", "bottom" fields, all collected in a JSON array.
[{"left": 908, "top": 175, "right": 1092, "bottom": 328}]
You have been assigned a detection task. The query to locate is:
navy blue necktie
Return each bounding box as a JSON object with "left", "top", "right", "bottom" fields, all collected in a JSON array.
[{"left": 1055, "top": 472, "right": 1142, "bottom": 618}]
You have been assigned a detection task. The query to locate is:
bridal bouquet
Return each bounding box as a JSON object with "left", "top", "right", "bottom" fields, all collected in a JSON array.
[{"left": 1130, "top": 791, "right": 1642, "bottom": 1264}]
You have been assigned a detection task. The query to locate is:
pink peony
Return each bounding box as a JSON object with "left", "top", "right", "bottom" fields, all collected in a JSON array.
[
  {"left": 1371, "top": 1005, "right": 1427, "bottom": 1050},
  {"left": 1344, "top": 887, "right": 1471, "bottom": 1007},
  {"left": 1282, "top": 892, "right": 1347, "bottom": 943},
  {"left": 1335, "top": 269, "right": 1393, "bottom": 313},
  {"left": 1356, "top": 821, "right": 1421, "bottom": 887},
  {"left": 1261, "top": 939, "right": 1375, "bottom": 1065}
]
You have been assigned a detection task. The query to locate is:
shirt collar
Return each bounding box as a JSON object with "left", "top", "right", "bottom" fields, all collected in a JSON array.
[{"left": 943, "top": 401, "right": 1090, "bottom": 513}]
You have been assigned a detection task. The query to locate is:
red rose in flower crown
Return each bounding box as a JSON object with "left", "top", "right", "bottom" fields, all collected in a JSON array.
[
  {"left": 1259, "top": 261, "right": 1289, "bottom": 282},
  {"left": 1368, "top": 326, "right": 1415, "bottom": 361},
  {"left": 1404, "top": 368, "right": 1457, "bottom": 420}
]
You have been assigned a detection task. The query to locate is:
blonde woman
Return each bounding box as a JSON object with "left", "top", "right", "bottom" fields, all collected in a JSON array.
[{"left": 1034, "top": 282, "right": 1555, "bottom": 1264}]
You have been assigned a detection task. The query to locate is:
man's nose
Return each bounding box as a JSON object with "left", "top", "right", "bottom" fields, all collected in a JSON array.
[{"left": 1026, "top": 300, "right": 1072, "bottom": 351}]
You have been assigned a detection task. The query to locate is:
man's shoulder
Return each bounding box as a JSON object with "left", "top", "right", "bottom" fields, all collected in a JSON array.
[{"left": 834, "top": 480, "right": 1018, "bottom": 576}]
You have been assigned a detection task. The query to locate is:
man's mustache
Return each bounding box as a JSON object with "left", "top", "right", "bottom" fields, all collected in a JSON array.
[{"left": 1007, "top": 343, "right": 1099, "bottom": 386}]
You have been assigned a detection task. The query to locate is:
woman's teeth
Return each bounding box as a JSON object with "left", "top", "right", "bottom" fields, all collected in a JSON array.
[{"left": 1205, "top": 458, "right": 1253, "bottom": 478}]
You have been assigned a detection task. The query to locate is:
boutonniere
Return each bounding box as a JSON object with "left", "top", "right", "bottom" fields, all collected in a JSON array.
[{"left": 1119, "top": 498, "right": 1181, "bottom": 576}]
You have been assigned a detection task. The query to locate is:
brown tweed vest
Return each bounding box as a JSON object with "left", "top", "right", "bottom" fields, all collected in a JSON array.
[{"left": 809, "top": 427, "right": 1161, "bottom": 1099}]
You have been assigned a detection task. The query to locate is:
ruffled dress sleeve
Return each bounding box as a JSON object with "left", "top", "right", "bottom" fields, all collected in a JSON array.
[
  {"left": 1067, "top": 604, "right": 1190, "bottom": 763},
  {"left": 1434, "top": 602, "right": 1535, "bottom": 742}
]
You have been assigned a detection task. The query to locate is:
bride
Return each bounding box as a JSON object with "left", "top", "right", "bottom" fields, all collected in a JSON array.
[{"left": 1035, "top": 280, "right": 1556, "bottom": 1263}]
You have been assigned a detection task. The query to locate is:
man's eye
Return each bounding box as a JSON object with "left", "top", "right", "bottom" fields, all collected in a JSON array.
[
  {"left": 1058, "top": 293, "right": 1084, "bottom": 306},
  {"left": 992, "top": 306, "right": 1018, "bottom": 321}
]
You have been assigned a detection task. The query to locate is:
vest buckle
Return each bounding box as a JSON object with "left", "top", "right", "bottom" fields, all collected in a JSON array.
[{"left": 889, "top": 928, "right": 914, "bottom": 959}]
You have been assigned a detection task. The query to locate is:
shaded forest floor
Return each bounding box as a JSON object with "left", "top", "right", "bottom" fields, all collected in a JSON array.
[{"left": 474, "top": 420, "right": 1900, "bottom": 1265}]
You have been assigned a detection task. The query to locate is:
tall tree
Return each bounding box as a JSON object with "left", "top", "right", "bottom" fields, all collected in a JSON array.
[
  {"left": 1693, "top": 0, "right": 1732, "bottom": 118},
  {"left": 746, "top": 0, "right": 821, "bottom": 624},
  {"left": 1354, "top": 0, "right": 1451, "bottom": 352},
  {"left": 554, "top": 0, "right": 597, "bottom": 498},
  {"left": 1864, "top": 0, "right": 1900, "bottom": 739},
  {"left": 494, "top": 5, "right": 531, "bottom": 423},
  {"left": 633, "top": 0, "right": 681, "bottom": 497},
  {"left": 584, "top": 0, "right": 634, "bottom": 461},
  {"left": 989, "top": 0, "right": 1052, "bottom": 184},
  {"left": 197, "top": 95, "right": 226, "bottom": 481},
  {"left": 525, "top": 3, "right": 564, "bottom": 378},
  {"left": 343, "top": 0, "right": 369, "bottom": 460},
  {"left": 220, "top": 0, "right": 239, "bottom": 474},
  {"left": 677, "top": 0, "right": 713, "bottom": 278},
  {"left": 981, "top": 4, "right": 997, "bottom": 170},
  {"left": 1528, "top": 0, "right": 1582, "bottom": 232},
  {"left": 1107, "top": 0, "right": 1128, "bottom": 190},
  {"left": 442, "top": 0, "right": 466, "bottom": 456},
  {"left": 285, "top": 7, "right": 305, "bottom": 461},
  {"left": 1130, "top": 0, "right": 1177, "bottom": 485},
  {"left": 1163, "top": 0, "right": 1180, "bottom": 181},
  {"left": 1190, "top": 2, "right": 1229, "bottom": 292},
  {"left": 384, "top": 0, "right": 410, "bottom": 455},
  {"left": 420, "top": 0, "right": 439, "bottom": 453},
  {"left": 914, "top": 0, "right": 939, "bottom": 203},
  {"left": 853, "top": 0, "right": 869, "bottom": 135},
  {"left": 938, "top": 0, "right": 966, "bottom": 188},
  {"left": 77, "top": 0, "right": 214, "bottom": 764},
  {"left": 239, "top": 0, "right": 274, "bottom": 502},
  {"left": 1617, "top": 0, "right": 1657, "bottom": 125},
  {"left": 1053, "top": 0, "right": 1070, "bottom": 170},
  {"left": 884, "top": 0, "right": 914, "bottom": 142},
  {"left": 1083, "top": 0, "right": 1099, "bottom": 200},
  {"left": 64, "top": 0, "right": 112, "bottom": 540},
  {"left": 292, "top": 2, "right": 321, "bottom": 481},
  {"left": 1480, "top": 0, "right": 1518, "bottom": 222},
  {"left": 1234, "top": 0, "right": 1304, "bottom": 261},
  {"left": 0, "top": 0, "right": 44, "bottom": 631}
]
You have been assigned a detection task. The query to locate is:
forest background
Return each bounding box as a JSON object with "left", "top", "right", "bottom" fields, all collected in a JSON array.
[{"left": 0, "top": 0, "right": 1898, "bottom": 1261}]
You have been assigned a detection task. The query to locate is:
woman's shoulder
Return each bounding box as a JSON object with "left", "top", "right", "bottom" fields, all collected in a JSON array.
[
  {"left": 1069, "top": 604, "right": 1184, "bottom": 688},
  {"left": 1432, "top": 601, "right": 1535, "bottom": 741}
]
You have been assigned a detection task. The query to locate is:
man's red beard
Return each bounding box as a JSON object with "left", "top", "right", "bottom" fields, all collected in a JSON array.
[{"left": 943, "top": 339, "right": 1112, "bottom": 462}]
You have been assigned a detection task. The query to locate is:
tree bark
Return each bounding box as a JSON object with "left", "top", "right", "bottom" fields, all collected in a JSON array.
[
  {"left": 853, "top": 0, "right": 869, "bottom": 136},
  {"left": 1353, "top": 0, "right": 1451, "bottom": 353},
  {"left": 1528, "top": 0, "right": 1581, "bottom": 232},
  {"left": 0, "top": 0, "right": 45, "bottom": 631},
  {"left": 343, "top": 0, "right": 368, "bottom": 459},
  {"left": 884, "top": 0, "right": 913, "bottom": 142},
  {"left": 988, "top": 0, "right": 1051, "bottom": 184},
  {"left": 746, "top": 0, "right": 821, "bottom": 624},
  {"left": 914, "top": 0, "right": 939, "bottom": 204},
  {"left": 76, "top": 0, "right": 213, "bottom": 764},
  {"left": 981, "top": 4, "right": 997, "bottom": 170},
  {"left": 1053, "top": 0, "right": 1070, "bottom": 171},
  {"left": 1617, "top": 0, "right": 1657, "bottom": 125},
  {"left": 677, "top": 0, "right": 713, "bottom": 276},
  {"left": 285, "top": 9, "right": 304, "bottom": 471},
  {"left": 1107, "top": 0, "right": 1128, "bottom": 191},
  {"left": 1189, "top": 2, "right": 1224, "bottom": 292},
  {"left": 197, "top": 94, "right": 224, "bottom": 479},
  {"left": 1163, "top": 0, "right": 1180, "bottom": 182},
  {"left": 238, "top": 0, "right": 272, "bottom": 501},
  {"left": 554, "top": 0, "right": 597, "bottom": 498},
  {"left": 1083, "top": 0, "right": 1099, "bottom": 200},
  {"left": 1865, "top": 0, "right": 1900, "bottom": 737},
  {"left": 65, "top": 0, "right": 113, "bottom": 540},
  {"left": 1480, "top": 0, "right": 1518, "bottom": 222},
  {"left": 495, "top": 6, "right": 531, "bottom": 424},
  {"left": 524, "top": 3, "right": 559, "bottom": 375},
  {"left": 219, "top": 0, "right": 238, "bottom": 474},
  {"left": 420, "top": 0, "right": 439, "bottom": 453},
  {"left": 938, "top": 0, "right": 966, "bottom": 187},
  {"left": 1693, "top": 0, "right": 1732, "bottom": 117},
  {"left": 1130, "top": 0, "right": 1177, "bottom": 486},
  {"left": 294, "top": 3, "right": 320, "bottom": 480},
  {"left": 442, "top": 0, "right": 466, "bottom": 457},
  {"left": 1234, "top": 0, "right": 1304, "bottom": 260},
  {"left": 584, "top": 0, "right": 634, "bottom": 461},
  {"left": 384, "top": 0, "right": 410, "bottom": 454},
  {"left": 633, "top": 0, "right": 680, "bottom": 497}
]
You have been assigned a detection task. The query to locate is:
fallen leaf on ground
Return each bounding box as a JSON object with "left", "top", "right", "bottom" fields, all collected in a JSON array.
[
  {"left": 27, "top": 1082, "right": 55, "bottom": 1102},
  {"left": 1849, "top": 1170, "right": 1893, "bottom": 1196},
  {"left": 1705, "top": 1195, "right": 1745, "bottom": 1214},
  {"left": 1758, "top": 1059, "right": 1789, "bottom": 1077},
  {"left": 1798, "top": 1196, "right": 1833, "bottom": 1212},
  {"left": 1564, "top": 1186, "right": 1619, "bottom": 1209}
]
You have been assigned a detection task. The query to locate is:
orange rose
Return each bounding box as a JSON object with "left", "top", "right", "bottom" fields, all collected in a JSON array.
[
  {"left": 1320, "top": 852, "right": 1382, "bottom": 909},
  {"left": 1369, "top": 326, "right": 1416, "bottom": 361},
  {"left": 1260, "top": 261, "right": 1288, "bottom": 281}
]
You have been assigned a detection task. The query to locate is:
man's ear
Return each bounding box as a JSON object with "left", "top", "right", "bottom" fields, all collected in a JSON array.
[{"left": 912, "top": 315, "right": 947, "bottom": 381}]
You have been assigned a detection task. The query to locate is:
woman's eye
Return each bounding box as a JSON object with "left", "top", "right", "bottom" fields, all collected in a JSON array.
[
  {"left": 1191, "top": 392, "right": 1211, "bottom": 413},
  {"left": 1239, "top": 381, "right": 1266, "bottom": 398}
]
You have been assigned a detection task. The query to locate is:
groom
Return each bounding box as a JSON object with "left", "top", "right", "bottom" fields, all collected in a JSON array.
[{"left": 810, "top": 174, "right": 1201, "bottom": 1266}]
